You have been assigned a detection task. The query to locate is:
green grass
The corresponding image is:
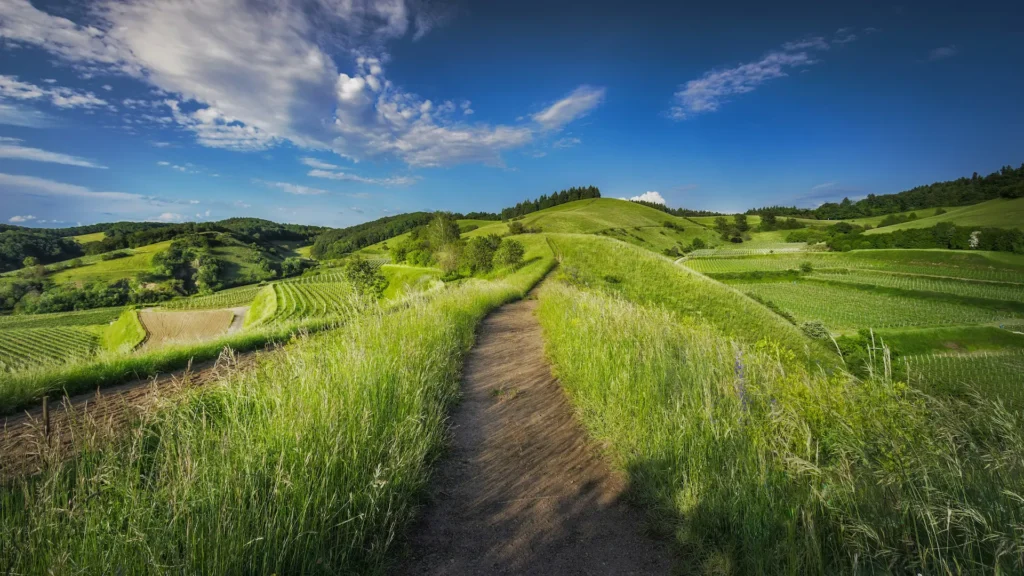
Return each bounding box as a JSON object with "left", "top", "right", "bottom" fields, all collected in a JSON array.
[
  {"left": 0, "top": 326, "right": 101, "bottom": 372},
  {"left": 101, "top": 309, "right": 147, "bottom": 353},
  {"left": 467, "top": 198, "right": 693, "bottom": 236},
  {"left": 862, "top": 197, "right": 1024, "bottom": 234},
  {"left": 536, "top": 279, "right": 1024, "bottom": 574},
  {"left": 380, "top": 264, "right": 442, "bottom": 299},
  {"left": 735, "top": 281, "right": 1018, "bottom": 332},
  {"left": 546, "top": 234, "right": 837, "bottom": 367},
  {"left": 243, "top": 285, "right": 277, "bottom": 328},
  {"left": 50, "top": 241, "right": 172, "bottom": 284},
  {"left": 875, "top": 325, "right": 1024, "bottom": 355},
  {"left": 70, "top": 232, "right": 106, "bottom": 244},
  {"left": 0, "top": 307, "right": 123, "bottom": 329},
  {"left": 0, "top": 241, "right": 554, "bottom": 574}
]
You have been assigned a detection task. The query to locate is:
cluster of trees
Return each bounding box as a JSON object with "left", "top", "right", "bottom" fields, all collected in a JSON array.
[
  {"left": 714, "top": 215, "right": 752, "bottom": 243},
  {"left": 500, "top": 186, "right": 601, "bottom": 220},
  {"left": 826, "top": 222, "right": 1024, "bottom": 253},
  {"left": 630, "top": 200, "right": 721, "bottom": 217},
  {"left": 14, "top": 279, "right": 178, "bottom": 315},
  {"left": 0, "top": 230, "right": 83, "bottom": 272},
  {"left": 388, "top": 213, "right": 526, "bottom": 278},
  {"left": 152, "top": 234, "right": 224, "bottom": 293},
  {"left": 748, "top": 164, "right": 1024, "bottom": 220},
  {"left": 311, "top": 212, "right": 434, "bottom": 260},
  {"left": 757, "top": 213, "right": 806, "bottom": 232}
]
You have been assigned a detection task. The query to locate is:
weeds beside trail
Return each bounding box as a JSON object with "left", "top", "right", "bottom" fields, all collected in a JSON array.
[
  {"left": 537, "top": 240, "right": 1024, "bottom": 574},
  {"left": 0, "top": 254, "right": 553, "bottom": 574}
]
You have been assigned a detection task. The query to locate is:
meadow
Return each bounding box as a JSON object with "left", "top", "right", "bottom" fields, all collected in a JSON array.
[{"left": 0, "top": 241, "right": 554, "bottom": 574}]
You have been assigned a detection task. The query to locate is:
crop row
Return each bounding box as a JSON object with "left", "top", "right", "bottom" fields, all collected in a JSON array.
[
  {"left": 905, "top": 351, "right": 1024, "bottom": 409},
  {"left": 162, "top": 286, "right": 261, "bottom": 310},
  {"left": 269, "top": 282, "right": 359, "bottom": 323},
  {"left": 0, "top": 327, "right": 100, "bottom": 371},
  {"left": 810, "top": 270, "right": 1024, "bottom": 303},
  {"left": 686, "top": 251, "right": 1024, "bottom": 282},
  {"left": 0, "top": 307, "right": 122, "bottom": 330},
  {"left": 736, "top": 281, "right": 1019, "bottom": 331}
]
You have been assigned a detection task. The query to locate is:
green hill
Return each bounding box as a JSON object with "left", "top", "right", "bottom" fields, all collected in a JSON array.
[{"left": 862, "top": 197, "right": 1024, "bottom": 235}]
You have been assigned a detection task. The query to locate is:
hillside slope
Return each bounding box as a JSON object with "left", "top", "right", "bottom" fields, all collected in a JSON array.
[{"left": 863, "top": 197, "right": 1024, "bottom": 235}]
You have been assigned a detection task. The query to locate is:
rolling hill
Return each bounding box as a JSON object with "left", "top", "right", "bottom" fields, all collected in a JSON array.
[{"left": 862, "top": 197, "right": 1024, "bottom": 235}]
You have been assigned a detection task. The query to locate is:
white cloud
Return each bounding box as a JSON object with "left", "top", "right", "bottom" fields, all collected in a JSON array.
[
  {"left": 152, "top": 212, "right": 185, "bottom": 222},
  {"left": 0, "top": 101, "right": 54, "bottom": 127},
  {"left": 0, "top": 172, "right": 142, "bottom": 201},
  {"left": 532, "top": 85, "right": 606, "bottom": 130},
  {"left": 0, "top": 75, "right": 108, "bottom": 109},
  {"left": 0, "top": 0, "right": 601, "bottom": 167},
  {"left": 553, "top": 137, "right": 581, "bottom": 148},
  {"left": 0, "top": 141, "right": 107, "bottom": 168},
  {"left": 811, "top": 181, "right": 837, "bottom": 190},
  {"left": 928, "top": 45, "right": 958, "bottom": 61},
  {"left": 627, "top": 191, "right": 666, "bottom": 205},
  {"left": 102, "top": 84, "right": 113, "bottom": 91},
  {"left": 8, "top": 214, "right": 36, "bottom": 222},
  {"left": 670, "top": 33, "right": 851, "bottom": 120},
  {"left": 308, "top": 168, "right": 416, "bottom": 186},
  {"left": 260, "top": 180, "right": 330, "bottom": 195},
  {"left": 300, "top": 157, "right": 342, "bottom": 170}
]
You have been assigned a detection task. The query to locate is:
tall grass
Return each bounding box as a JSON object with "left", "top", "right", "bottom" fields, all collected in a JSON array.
[
  {"left": 0, "top": 253, "right": 553, "bottom": 574},
  {"left": 537, "top": 280, "right": 1024, "bottom": 574}
]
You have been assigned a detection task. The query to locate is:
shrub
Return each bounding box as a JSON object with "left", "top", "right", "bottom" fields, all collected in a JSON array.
[
  {"left": 800, "top": 319, "right": 830, "bottom": 340},
  {"left": 493, "top": 239, "right": 526, "bottom": 269},
  {"left": 342, "top": 257, "right": 388, "bottom": 298},
  {"left": 799, "top": 261, "right": 813, "bottom": 273}
]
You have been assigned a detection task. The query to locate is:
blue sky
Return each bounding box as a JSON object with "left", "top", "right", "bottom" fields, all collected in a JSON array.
[{"left": 0, "top": 0, "right": 1022, "bottom": 227}]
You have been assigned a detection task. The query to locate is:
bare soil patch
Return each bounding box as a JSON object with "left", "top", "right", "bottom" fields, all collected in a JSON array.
[
  {"left": 0, "top": 350, "right": 257, "bottom": 480},
  {"left": 139, "top": 308, "right": 234, "bottom": 351},
  {"left": 399, "top": 298, "right": 671, "bottom": 575}
]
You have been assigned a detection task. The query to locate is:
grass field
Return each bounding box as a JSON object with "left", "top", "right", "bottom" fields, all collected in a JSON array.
[
  {"left": 906, "top": 350, "right": 1024, "bottom": 408},
  {"left": 810, "top": 269, "right": 1024, "bottom": 302},
  {"left": 467, "top": 198, "right": 692, "bottom": 235},
  {"left": 0, "top": 241, "right": 555, "bottom": 574},
  {"left": 70, "top": 232, "right": 106, "bottom": 244},
  {"left": 101, "top": 309, "right": 146, "bottom": 353},
  {"left": 380, "top": 264, "right": 443, "bottom": 299},
  {"left": 50, "top": 241, "right": 172, "bottom": 284},
  {"left": 0, "top": 307, "right": 122, "bottom": 329},
  {"left": 537, "top": 279, "right": 1024, "bottom": 573},
  {"left": 862, "top": 197, "right": 1024, "bottom": 234}
]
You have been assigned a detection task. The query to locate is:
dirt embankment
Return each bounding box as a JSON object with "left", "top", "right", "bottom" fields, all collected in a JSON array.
[
  {"left": 399, "top": 298, "right": 671, "bottom": 575},
  {"left": 0, "top": 350, "right": 257, "bottom": 480}
]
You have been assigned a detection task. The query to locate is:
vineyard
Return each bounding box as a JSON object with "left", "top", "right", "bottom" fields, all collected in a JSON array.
[
  {"left": 0, "top": 307, "right": 123, "bottom": 329},
  {"left": 810, "top": 270, "right": 1024, "bottom": 302},
  {"left": 735, "top": 281, "right": 1018, "bottom": 331},
  {"left": 269, "top": 281, "right": 359, "bottom": 323},
  {"left": 0, "top": 327, "right": 101, "bottom": 371},
  {"left": 905, "top": 351, "right": 1024, "bottom": 408},
  {"left": 162, "top": 286, "right": 261, "bottom": 310}
]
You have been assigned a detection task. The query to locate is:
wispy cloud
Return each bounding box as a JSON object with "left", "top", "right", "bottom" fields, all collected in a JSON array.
[
  {"left": 928, "top": 45, "right": 958, "bottom": 61},
  {"left": 0, "top": 75, "right": 109, "bottom": 109},
  {"left": 533, "top": 86, "right": 606, "bottom": 130},
  {"left": 300, "top": 157, "right": 342, "bottom": 170},
  {"left": 0, "top": 172, "right": 142, "bottom": 201},
  {"left": 308, "top": 169, "right": 416, "bottom": 186},
  {"left": 0, "top": 139, "right": 106, "bottom": 168},
  {"left": 670, "top": 30, "right": 857, "bottom": 120},
  {"left": 259, "top": 180, "right": 330, "bottom": 196},
  {"left": 8, "top": 214, "right": 36, "bottom": 223},
  {"left": 0, "top": 102, "right": 55, "bottom": 128},
  {"left": 553, "top": 137, "right": 581, "bottom": 149}
]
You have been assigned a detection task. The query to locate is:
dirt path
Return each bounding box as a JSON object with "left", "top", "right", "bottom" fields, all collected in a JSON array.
[
  {"left": 399, "top": 298, "right": 671, "bottom": 575},
  {"left": 0, "top": 350, "right": 257, "bottom": 480},
  {"left": 227, "top": 306, "right": 249, "bottom": 334}
]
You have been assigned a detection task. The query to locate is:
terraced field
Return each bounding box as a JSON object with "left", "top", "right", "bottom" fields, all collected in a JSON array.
[
  {"left": 162, "top": 286, "right": 261, "bottom": 310},
  {"left": 736, "top": 281, "right": 1017, "bottom": 331},
  {"left": 906, "top": 351, "right": 1024, "bottom": 408},
  {"left": 810, "top": 270, "right": 1024, "bottom": 302},
  {"left": 0, "top": 307, "right": 122, "bottom": 329},
  {"left": 270, "top": 282, "right": 358, "bottom": 323},
  {"left": 0, "top": 327, "right": 101, "bottom": 371}
]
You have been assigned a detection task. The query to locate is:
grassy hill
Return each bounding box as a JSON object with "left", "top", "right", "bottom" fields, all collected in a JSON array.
[
  {"left": 71, "top": 232, "right": 106, "bottom": 244},
  {"left": 862, "top": 197, "right": 1024, "bottom": 235},
  {"left": 50, "top": 241, "right": 173, "bottom": 285}
]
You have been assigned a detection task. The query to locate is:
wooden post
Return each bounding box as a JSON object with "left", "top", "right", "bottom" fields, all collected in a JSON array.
[{"left": 42, "top": 396, "right": 50, "bottom": 441}]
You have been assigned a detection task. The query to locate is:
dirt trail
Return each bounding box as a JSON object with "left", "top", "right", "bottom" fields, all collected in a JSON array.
[
  {"left": 399, "top": 298, "right": 671, "bottom": 575},
  {"left": 0, "top": 350, "right": 257, "bottom": 480},
  {"left": 227, "top": 306, "right": 249, "bottom": 334}
]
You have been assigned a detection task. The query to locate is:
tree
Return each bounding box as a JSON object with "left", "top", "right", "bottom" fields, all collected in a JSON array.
[
  {"left": 507, "top": 221, "right": 527, "bottom": 235},
  {"left": 426, "top": 212, "right": 461, "bottom": 250},
  {"left": 22, "top": 256, "right": 39, "bottom": 268},
  {"left": 343, "top": 257, "right": 388, "bottom": 298},
  {"left": 734, "top": 214, "right": 750, "bottom": 233},
  {"left": 463, "top": 234, "right": 502, "bottom": 274},
  {"left": 493, "top": 239, "right": 525, "bottom": 269}
]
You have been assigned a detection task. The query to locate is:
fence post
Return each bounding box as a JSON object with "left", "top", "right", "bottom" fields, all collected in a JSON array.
[{"left": 42, "top": 396, "right": 50, "bottom": 441}]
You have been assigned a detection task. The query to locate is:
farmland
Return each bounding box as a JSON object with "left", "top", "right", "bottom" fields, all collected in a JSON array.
[
  {"left": 161, "top": 285, "right": 260, "bottom": 310},
  {"left": 138, "top": 309, "right": 237, "bottom": 350},
  {"left": 0, "top": 326, "right": 101, "bottom": 371}
]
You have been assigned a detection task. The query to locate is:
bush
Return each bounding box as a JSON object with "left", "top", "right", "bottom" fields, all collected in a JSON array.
[
  {"left": 493, "top": 239, "right": 525, "bottom": 269},
  {"left": 799, "top": 261, "right": 813, "bottom": 273},
  {"left": 342, "top": 257, "right": 388, "bottom": 298},
  {"left": 462, "top": 234, "right": 503, "bottom": 274},
  {"left": 800, "top": 320, "right": 830, "bottom": 340},
  {"left": 100, "top": 251, "right": 130, "bottom": 261}
]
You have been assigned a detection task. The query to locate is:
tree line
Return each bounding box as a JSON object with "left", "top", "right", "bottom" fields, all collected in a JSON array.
[
  {"left": 747, "top": 164, "right": 1024, "bottom": 220},
  {"left": 499, "top": 186, "right": 601, "bottom": 220}
]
